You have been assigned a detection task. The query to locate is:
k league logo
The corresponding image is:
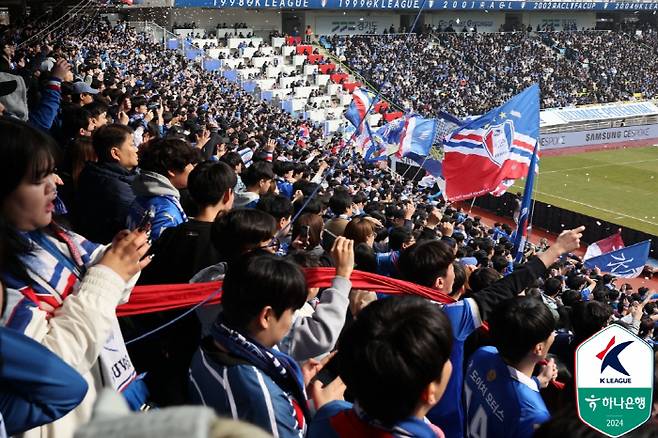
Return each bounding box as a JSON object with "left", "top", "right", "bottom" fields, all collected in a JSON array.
[
  {"left": 575, "top": 325, "right": 653, "bottom": 437},
  {"left": 482, "top": 119, "right": 514, "bottom": 167}
]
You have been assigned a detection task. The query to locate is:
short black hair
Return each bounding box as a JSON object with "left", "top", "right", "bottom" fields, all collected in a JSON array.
[
  {"left": 187, "top": 161, "right": 237, "bottom": 208},
  {"left": 398, "top": 240, "right": 455, "bottom": 287},
  {"left": 221, "top": 254, "right": 307, "bottom": 331},
  {"left": 566, "top": 274, "right": 587, "bottom": 291},
  {"left": 337, "top": 296, "right": 453, "bottom": 426},
  {"left": 452, "top": 262, "right": 466, "bottom": 296},
  {"left": 256, "top": 194, "right": 293, "bottom": 222},
  {"left": 92, "top": 124, "right": 133, "bottom": 163},
  {"left": 211, "top": 209, "right": 276, "bottom": 261},
  {"left": 131, "top": 96, "right": 147, "bottom": 108},
  {"left": 388, "top": 226, "right": 412, "bottom": 251},
  {"left": 491, "top": 255, "right": 508, "bottom": 273},
  {"left": 329, "top": 191, "right": 352, "bottom": 215},
  {"left": 273, "top": 160, "right": 294, "bottom": 177},
  {"left": 85, "top": 100, "right": 109, "bottom": 118},
  {"left": 490, "top": 296, "right": 556, "bottom": 364},
  {"left": 241, "top": 161, "right": 274, "bottom": 187},
  {"left": 469, "top": 267, "right": 501, "bottom": 293},
  {"left": 220, "top": 151, "right": 243, "bottom": 169},
  {"left": 571, "top": 301, "right": 612, "bottom": 341},
  {"left": 544, "top": 277, "right": 562, "bottom": 297},
  {"left": 138, "top": 138, "right": 197, "bottom": 176}
]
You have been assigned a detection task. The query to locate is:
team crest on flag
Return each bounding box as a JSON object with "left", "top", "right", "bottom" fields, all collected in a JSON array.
[{"left": 483, "top": 120, "right": 515, "bottom": 167}]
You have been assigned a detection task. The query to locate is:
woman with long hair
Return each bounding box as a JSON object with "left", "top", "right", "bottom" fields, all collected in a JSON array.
[{"left": 0, "top": 119, "right": 151, "bottom": 438}]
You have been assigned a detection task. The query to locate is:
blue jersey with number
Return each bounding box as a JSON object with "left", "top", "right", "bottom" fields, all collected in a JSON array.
[
  {"left": 464, "top": 346, "right": 550, "bottom": 438},
  {"left": 427, "top": 298, "right": 482, "bottom": 438}
]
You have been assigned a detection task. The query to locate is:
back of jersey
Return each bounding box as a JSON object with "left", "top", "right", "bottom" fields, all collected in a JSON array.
[{"left": 464, "top": 346, "right": 550, "bottom": 438}]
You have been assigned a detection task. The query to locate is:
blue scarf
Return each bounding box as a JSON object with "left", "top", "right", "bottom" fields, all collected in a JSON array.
[{"left": 210, "top": 315, "right": 311, "bottom": 421}]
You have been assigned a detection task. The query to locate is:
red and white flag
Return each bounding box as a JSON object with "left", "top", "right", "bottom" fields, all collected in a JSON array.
[{"left": 584, "top": 231, "right": 625, "bottom": 260}]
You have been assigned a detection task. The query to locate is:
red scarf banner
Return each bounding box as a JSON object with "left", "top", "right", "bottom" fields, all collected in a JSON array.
[{"left": 116, "top": 267, "right": 455, "bottom": 317}]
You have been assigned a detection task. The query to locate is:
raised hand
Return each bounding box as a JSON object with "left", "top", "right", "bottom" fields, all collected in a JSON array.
[
  {"left": 99, "top": 229, "right": 152, "bottom": 282},
  {"left": 332, "top": 236, "right": 354, "bottom": 279}
]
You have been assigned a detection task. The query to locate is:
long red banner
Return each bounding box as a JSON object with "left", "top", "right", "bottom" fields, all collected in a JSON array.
[{"left": 117, "top": 267, "right": 454, "bottom": 317}]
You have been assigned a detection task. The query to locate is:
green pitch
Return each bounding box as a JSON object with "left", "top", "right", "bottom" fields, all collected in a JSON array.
[{"left": 511, "top": 146, "right": 658, "bottom": 236}]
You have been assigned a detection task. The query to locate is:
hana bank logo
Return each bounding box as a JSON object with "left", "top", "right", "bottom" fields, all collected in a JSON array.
[{"left": 576, "top": 325, "right": 653, "bottom": 437}]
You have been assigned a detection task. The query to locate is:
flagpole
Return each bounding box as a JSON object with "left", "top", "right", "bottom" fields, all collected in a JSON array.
[
  {"left": 469, "top": 196, "right": 477, "bottom": 214},
  {"left": 512, "top": 141, "right": 540, "bottom": 263},
  {"left": 410, "top": 155, "right": 430, "bottom": 181},
  {"left": 526, "top": 166, "right": 540, "bottom": 245}
]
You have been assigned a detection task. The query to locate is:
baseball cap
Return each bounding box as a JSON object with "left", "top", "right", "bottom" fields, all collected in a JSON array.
[
  {"left": 0, "top": 79, "right": 17, "bottom": 97},
  {"left": 72, "top": 82, "right": 99, "bottom": 95}
]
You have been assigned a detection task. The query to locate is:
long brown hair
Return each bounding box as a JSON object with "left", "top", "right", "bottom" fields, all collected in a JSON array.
[
  {"left": 291, "top": 213, "right": 324, "bottom": 249},
  {"left": 69, "top": 136, "right": 97, "bottom": 187},
  {"left": 343, "top": 217, "right": 376, "bottom": 247}
]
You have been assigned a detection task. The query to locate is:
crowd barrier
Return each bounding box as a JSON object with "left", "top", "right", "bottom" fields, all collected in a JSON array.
[{"left": 471, "top": 192, "right": 658, "bottom": 257}]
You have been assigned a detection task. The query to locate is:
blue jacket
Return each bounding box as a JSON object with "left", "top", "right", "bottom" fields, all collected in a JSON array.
[
  {"left": 0, "top": 327, "right": 88, "bottom": 436},
  {"left": 29, "top": 80, "right": 62, "bottom": 132},
  {"left": 189, "top": 338, "right": 306, "bottom": 438},
  {"left": 126, "top": 171, "right": 187, "bottom": 240},
  {"left": 75, "top": 162, "right": 137, "bottom": 244},
  {"left": 276, "top": 178, "right": 294, "bottom": 199}
]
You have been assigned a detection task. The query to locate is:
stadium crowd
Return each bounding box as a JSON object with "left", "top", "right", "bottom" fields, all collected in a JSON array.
[
  {"left": 0, "top": 13, "right": 657, "bottom": 438},
  {"left": 330, "top": 27, "right": 658, "bottom": 116}
]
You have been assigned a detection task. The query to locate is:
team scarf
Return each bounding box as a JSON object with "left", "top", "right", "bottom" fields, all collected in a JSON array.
[
  {"left": 210, "top": 315, "right": 311, "bottom": 424},
  {"left": 329, "top": 403, "right": 439, "bottom": 438},
  {"left": 2, "top": 223, "right": 138, "bottom": 393}
]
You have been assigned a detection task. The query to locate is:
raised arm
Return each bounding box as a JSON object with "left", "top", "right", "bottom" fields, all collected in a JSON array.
[{"left": 471, "top": 226, "right": 584, "bottom": 322}]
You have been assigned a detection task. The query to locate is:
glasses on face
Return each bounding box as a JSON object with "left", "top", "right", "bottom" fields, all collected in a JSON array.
[{"left": 256, "top": 236, "right": 281, "bottom": 252}]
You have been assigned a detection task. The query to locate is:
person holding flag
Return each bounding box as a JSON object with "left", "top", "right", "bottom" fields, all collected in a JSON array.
[{"left": 344, "top": 87, "right": 377, "bottom": 134}]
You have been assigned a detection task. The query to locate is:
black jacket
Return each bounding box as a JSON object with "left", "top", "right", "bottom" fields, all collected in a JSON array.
[
  {"left": 137, "top": 219, "right": 221, "bottom": 285},
  {"left": 75, "top": 162, "right": 137, "bottom": 244}
]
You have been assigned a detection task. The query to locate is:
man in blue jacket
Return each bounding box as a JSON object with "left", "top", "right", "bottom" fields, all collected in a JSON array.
[
  {"left": 126, "top": 138, "right": 197, "bottom": 240},
  {"left": 188, "top": 253, "right": 311, "bottom": 438}
]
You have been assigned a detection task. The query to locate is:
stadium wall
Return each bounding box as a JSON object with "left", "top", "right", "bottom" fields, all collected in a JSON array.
[
  {"left": 306, "top": 11, "right": 398, "bottom": 34},
  {"left": 472, "top": 192, "right": 658, "bottom": 256},
  {"left": 175, "top": 8, "right": 282, "bottom": 31},
  {"left": 128, "top": 6, "right": 603, "bottom": 34},
  {"left": 540, "top": 124, "right": 658, "bottom": 152}
]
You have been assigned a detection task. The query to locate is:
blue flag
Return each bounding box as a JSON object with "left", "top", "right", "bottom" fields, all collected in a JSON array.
[
  {"left": 443, "top": 84, "right": 540, "bottom": 202},
  {"left": 402, "top": 111, "right": 463, "bottom": 178},
  {"left": 364, "top": 116, "right": 407, "bottom": 162},
  {"left": 584, "top": 240, "right": 651, "bottom": 278}
]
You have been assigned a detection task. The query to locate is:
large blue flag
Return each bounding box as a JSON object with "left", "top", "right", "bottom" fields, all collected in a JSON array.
[
  {"left": 583, "top": 240, "right": 651, "bottom": 278},
  {"left": 400, "top": 111, "right": 464, "bottom": 178},
  {"left": 442, "top": 84, "right": 540, "bottom": 201}
]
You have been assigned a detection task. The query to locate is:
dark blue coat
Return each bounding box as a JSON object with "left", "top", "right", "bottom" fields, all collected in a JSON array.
[{"left": 75, "top": 162, "right": 137, "bottom": 244}]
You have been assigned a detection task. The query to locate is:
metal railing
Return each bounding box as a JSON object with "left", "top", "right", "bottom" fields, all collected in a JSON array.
[{"left": 130, "top": 20, "right": 183, "bottom": 51}]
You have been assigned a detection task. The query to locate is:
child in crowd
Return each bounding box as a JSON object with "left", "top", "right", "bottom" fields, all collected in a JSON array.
[
  {"left": 464, "top": 297, "right": 558, "bottom": 438},
  {"left": 308, "top": 295, "right": 454, "bottom": 438}
]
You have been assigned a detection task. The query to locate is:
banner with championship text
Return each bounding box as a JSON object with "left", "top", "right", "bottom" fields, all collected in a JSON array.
[{"left": 175, "top": 0, "right": 658, "bottom": 11}]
